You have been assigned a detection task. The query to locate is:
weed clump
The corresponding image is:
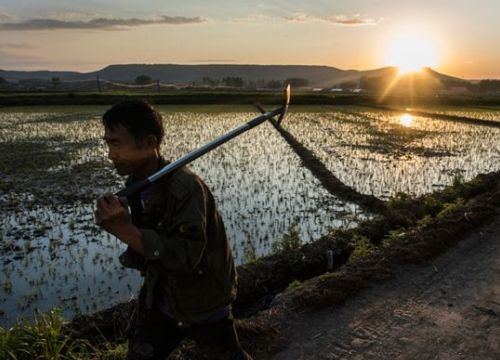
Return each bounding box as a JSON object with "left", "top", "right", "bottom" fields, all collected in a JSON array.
[
  {"left": 0, "top": 308, "right": 130, "bottom": 360},
  {"left": 272, "top": 224, "right": 302, "bottom": 253},
  {"left": 350, "top": 235, "right": 375, "bottom": 259},
  {"left": 436, "top": 198, "right": 466, "bottom": 220},
  {"left": 286, "top": 280, "right": 303, "bottom": 291},
  {"left": 0, "top": 308, "right": 92, "bottom": 359}
]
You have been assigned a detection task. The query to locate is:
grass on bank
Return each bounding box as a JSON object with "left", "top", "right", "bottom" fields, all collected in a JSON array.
[{"left": 0, "top": 308, "right": 126, "bottom": 360}]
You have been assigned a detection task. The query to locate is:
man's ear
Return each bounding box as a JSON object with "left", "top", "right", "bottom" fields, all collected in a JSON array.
[{"left": 145, "top": 134, "right": 158, "bottom": 150}]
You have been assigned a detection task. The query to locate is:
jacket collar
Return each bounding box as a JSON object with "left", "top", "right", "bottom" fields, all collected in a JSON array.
[{"left": 125, "top": 156, "right": 169, "bottom": 186}]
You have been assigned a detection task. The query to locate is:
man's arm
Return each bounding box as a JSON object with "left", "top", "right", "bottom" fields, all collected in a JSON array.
[
  {"left": 138, "top": 178, "right": 208, "bottom": 274},
  {"left": 95, "top": 177, "right": 210, "bottom": 275}
]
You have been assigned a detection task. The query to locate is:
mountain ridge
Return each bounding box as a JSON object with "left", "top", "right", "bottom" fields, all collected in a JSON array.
[{"left": 0, "top": 64, "right": 469, "bottom": 87}]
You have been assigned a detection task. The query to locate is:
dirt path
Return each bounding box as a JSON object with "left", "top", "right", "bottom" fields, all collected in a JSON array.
[{"left": 272, "top": 216, "right": 500, "bottom": 359}]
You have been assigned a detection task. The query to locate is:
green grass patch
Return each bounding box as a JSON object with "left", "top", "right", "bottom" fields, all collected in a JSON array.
[
  {"left": 0, "top": 308, "right": 129, "bottom": 360},
  {"left": 350, "top": 235, "right": 375, "bottom": 259},
  {"left": 0, "top": 308, "right": 92, "bottom": 360}
]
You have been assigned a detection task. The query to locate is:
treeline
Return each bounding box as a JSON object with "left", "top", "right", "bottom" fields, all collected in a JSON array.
[
  {"left": 358, "top": 72, "right": 500, "bottom": 94},
  {"left": 3, "top": 73, "right": 500, "bottom": 94},
  {"left": 0, "top": 75, "right": 311, "bottom": 92},
  {"left": 131, "top": 74, "right": 311, "bottom": 89},
  {"left": 477, "top": 79, "right": 500, "bottom": 92},
  {"left": 200, "top": 76, "right": 310, "bottom": 89}
]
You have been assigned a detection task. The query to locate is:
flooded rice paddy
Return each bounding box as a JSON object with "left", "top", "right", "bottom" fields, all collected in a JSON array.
[
  {"left": 0, "top": 105, "right": 361, "bottom": 326},
  {"left": 286, "top": 106, "right": 500, "bottom": 198},
  {"left": 1, "top": 104, "right": 499, "bottom": 326},
  {"left": 406, "top": 105, "right": 500, "bottom": 122}
]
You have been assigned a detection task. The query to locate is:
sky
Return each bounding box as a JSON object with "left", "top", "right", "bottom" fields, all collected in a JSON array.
[{"left": 0, "top": 0, "right": 499, "bottom": 79}]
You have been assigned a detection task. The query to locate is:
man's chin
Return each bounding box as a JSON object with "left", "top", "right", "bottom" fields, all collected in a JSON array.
[{"left": 114, "top": 166, "right": 131, "bottom": 176}]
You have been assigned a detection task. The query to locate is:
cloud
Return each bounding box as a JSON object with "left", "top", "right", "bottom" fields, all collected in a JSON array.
[
  {"left": 0, "top": 15, "right": 206, "bottom": 31},
  {"left": 0, "top": 12, "right": 14, "bottom": 21},
  {"left": 230, "top": 14, "right": 275, "bottom": 24},
  {"left": 283, "top": 13, "right": 378, "bottom": 26},
  {"left": 0, "top": 42, "right": 37, "bottom": 49},
  {"left": 282, "top": 13, "right": 314, "bottom": 23},
  {"left": 48, "top": 12, "right": 100, "bottom": 22},
  {"left": 326, "top": 15, "right": 377, "bottom": 26}
]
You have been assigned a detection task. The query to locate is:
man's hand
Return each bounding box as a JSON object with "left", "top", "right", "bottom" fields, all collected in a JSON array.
[
  {"left": 95, "top": 193, "right": 131, "bottom": 236},
  {"left": 95, "top": 193, "right": 145, "bottom": 255}
]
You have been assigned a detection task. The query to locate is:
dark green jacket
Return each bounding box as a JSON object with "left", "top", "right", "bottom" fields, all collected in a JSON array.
[{"left": 119, "top": 159, "right": 237, "bottom": 325}]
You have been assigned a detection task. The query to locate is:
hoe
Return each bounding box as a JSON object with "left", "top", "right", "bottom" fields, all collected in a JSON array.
[{"left": 115, "top": 84, "right": 291, "bottom": 198}]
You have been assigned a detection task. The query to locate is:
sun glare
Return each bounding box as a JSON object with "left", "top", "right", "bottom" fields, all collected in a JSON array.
[
  {"left": 385, "top": 34, "right": 438, "bottom": 73},
  {"left": 400, "top": 114, "right": 413, "bottom": 127}
]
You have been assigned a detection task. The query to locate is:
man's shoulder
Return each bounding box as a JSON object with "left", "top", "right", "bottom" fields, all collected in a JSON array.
[{"left": 158, "top": 166, "right": 207, "bottom": 201}]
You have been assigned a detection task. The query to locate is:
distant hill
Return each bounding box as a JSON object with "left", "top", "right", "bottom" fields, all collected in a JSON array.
[
  {"left": 0, "top": 64, "right": 470, "bottom": 88},
  {"left": 0, "top": 70, "right": 83, "bottom": 81}
]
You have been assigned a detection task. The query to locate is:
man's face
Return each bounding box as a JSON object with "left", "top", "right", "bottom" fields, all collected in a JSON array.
[{"left": 103, "top": 125, "right": 155, "bottom": 176}]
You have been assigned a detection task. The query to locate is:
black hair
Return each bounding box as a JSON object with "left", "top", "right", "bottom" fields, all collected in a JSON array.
[{"left": 102, "top": 100, "right": 164, "bottom": 148}]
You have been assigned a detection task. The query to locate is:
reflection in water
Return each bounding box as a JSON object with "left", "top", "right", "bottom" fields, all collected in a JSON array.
[
  {"left": 400, "top": 113, "right": 413, "bottom": 127},
  {"left": 286, "top": 109, "right": 500, "bottom": 200}
]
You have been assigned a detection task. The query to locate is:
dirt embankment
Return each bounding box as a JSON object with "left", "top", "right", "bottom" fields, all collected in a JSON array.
[
  {"left": 271, "top": 205, "right": 500, "bottom": 359},
  {"left": 239, "top": 174, "right": 500, "bottom": 359}
]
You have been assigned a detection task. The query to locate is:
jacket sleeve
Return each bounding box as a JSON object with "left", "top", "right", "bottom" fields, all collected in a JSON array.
[
  {"left": 138, "top": 177, "right": 209, "bottom": 274},
  {"left": 119, "top": 246, "right": 147, "bottom": 272}
]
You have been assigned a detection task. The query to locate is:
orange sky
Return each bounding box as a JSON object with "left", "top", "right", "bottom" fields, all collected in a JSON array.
[{"left": 0, "top": 0, "right": 499, "bottom": 79}]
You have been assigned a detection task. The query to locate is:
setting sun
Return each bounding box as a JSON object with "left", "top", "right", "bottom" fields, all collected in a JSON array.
[{"left": 385, "top": 34, "right": 438, "bottom": 73}]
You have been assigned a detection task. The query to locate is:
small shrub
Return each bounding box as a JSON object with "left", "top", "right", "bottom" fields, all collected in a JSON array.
[
  {"left": 286, "top": 280, "right": 303, "bottom": 291},
  {"left": 382, "top": 228, "right": 407, "bottom": 247},
  {"left": 386, "top": 192, "right": 413, "bottom": 210},
  {"left": 416, "top": 215, "right": 433, "bottom": 228},
  {"left": 97, "top": 343, "right": 128, "bottom": 360},
  {"left": 422, "top": 195, "right": 441, "bottom": 215},
  {"left": 436, "top": 198, "right": 466, "bottom": 220},
  {"left": 350, "top": 234, "right": 375, "bottom": 259},
  {"left": 272, "top": 224, "right": 302, "bottom": 253}
]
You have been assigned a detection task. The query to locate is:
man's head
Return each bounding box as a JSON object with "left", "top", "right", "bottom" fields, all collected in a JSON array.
[{"left": 102, "top": 100, "right": 164, "bottom": 177}]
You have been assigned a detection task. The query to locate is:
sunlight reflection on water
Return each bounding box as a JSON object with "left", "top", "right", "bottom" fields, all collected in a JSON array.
[{"left": 400, "top": 113, "right": 413, "bottom": 127}]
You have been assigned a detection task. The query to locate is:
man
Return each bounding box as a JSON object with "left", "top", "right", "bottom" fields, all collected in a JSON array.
[{"left": 95, "top": 100, "right": 251, "bottom": 359}]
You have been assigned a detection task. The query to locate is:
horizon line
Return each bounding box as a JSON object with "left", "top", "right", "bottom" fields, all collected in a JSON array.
[{"left": 1, "top": 63, "right": 498, "bottom": 81}]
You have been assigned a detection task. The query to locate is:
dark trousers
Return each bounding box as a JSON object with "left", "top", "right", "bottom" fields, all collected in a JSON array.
[{"left": 126, "top": 306, "right": 252, "bottom": 360}]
